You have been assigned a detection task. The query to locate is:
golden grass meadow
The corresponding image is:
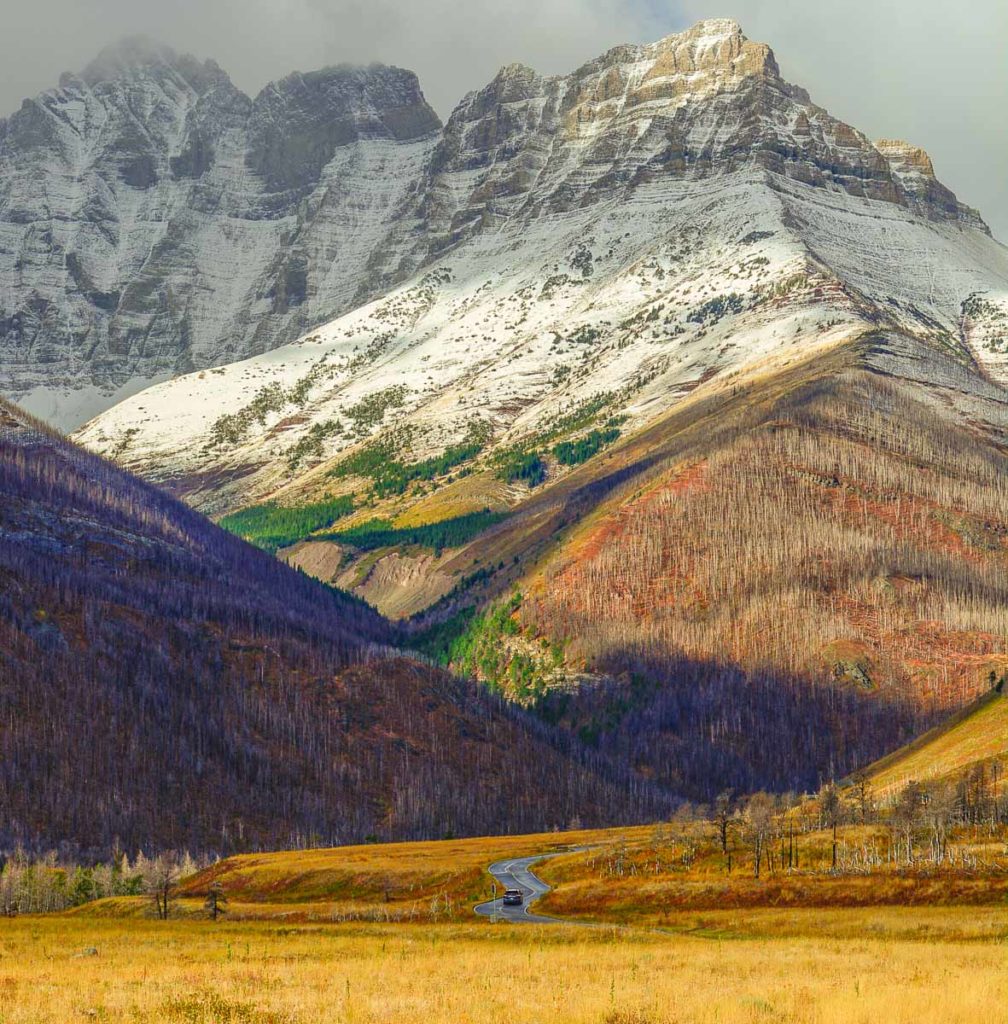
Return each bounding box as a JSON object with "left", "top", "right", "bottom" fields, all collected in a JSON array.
[
  {"left": 3, "top": 909, "right": 1008, "bottom": 1024},
  {"left": 5, "top": 807, "right": 1008, "bottom": 1024}
]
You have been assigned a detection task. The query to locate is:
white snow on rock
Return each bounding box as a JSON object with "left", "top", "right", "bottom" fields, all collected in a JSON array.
[
  {"left": 75, "top": 164, "right": 1008, "bottom": 512},
  {"left": 14, "top": 20, "right": 1002, "bottom": 504},
  {"left": 0, "top": 39, "right": 441, "bottom": 429}
]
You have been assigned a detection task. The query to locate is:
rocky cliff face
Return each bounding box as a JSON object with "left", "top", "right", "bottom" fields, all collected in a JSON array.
[
  {"left": 0, "top": 38, "right": 441, "bottom": 427},
  {"left": 874, "top": 137, "right": 982, "bottom": 223},
  {"left": 2, "top": 21, "right": 997, "bottom": 430},
  {"left": 414, "top": 19, "right": 987, "bottom": 249}
]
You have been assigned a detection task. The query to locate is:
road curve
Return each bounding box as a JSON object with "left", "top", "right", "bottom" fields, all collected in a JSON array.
[{"left": 473, "top": 853, "right": 566, "bottom": 923}]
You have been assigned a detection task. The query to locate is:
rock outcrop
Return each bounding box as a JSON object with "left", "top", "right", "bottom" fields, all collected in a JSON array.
[
  {"left": 0, "top": 21, "right": 994, "bottom": 428},
  {"left": 875, "top": 137, "right": 983, "bottom": 223},
  {"left": 0, "top": 38, "right": 441, "bottom": 427}
]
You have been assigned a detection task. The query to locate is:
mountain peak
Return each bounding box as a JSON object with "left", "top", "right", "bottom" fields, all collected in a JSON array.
[
  {"left": 679, "top": 17, "right": 745, "bottom": 40},
  {"left": 646, "top": 17, "right": 777, "bottom": 79},
  {"left": 476, "top": 61, "right": 542, "bottom": 106},
  {"left": 876, "top": 138, "right": 936, "bottom": 178},
  {"left": 2, "top": 24, "right": 1000, "bottom": 436},
  {"left": 82, "top": 35, "right": 177, "bottom": 77},
  {"left": 79, "top": 35, "right": 229, "bottom": 92},
  {"left": 247, "top": 62, "right": 441, "bottom": 191}
]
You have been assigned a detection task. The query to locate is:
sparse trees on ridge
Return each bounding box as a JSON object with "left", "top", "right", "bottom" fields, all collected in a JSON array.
[
  {"left": 574, "top": 761, "right": 1007, "bottom": 901},
  {"left": 0, "top": 850, "right": 155, "bottom": 914},
  {"left": 515, "top": 375, "right": 1008, "bottom": 802}
]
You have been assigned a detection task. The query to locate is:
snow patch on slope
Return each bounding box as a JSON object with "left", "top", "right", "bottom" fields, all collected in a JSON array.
[{"left": 77, "top": 168, "right": 950, "bottom": 511}]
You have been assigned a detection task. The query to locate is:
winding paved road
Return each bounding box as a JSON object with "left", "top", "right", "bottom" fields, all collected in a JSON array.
[{"left": 473, "top": 853, "right": 565, "bottom": 923}]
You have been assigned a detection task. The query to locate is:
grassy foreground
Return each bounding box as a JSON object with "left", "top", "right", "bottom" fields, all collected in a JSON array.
[{"left": 4, "top": 912, "right": 1008, "bottom": 1024}]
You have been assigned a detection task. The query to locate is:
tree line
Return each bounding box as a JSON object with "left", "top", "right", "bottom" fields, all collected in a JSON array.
[{"left": 696, "top": 759, "right": 1006, "bottom": 879}]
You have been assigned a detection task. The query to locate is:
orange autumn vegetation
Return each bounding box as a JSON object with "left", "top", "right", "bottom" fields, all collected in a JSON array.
[
  {"left": 442, "top": 342, "right": 1008, "bottom": 795},
  {"left": 161, "top": 827, "right": 655, "bottom": 922},
  {"left": 536, "top": 821, "right": 1008, "bottom": 926}
]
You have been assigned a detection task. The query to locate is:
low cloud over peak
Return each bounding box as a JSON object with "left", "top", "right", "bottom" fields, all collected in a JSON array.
[{"left": 1, "top": 0, "right": 1004, "bottom": 239}]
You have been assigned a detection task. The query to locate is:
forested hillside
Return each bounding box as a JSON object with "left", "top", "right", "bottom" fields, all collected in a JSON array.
[
  {"left": 404, "top": 335, "right": 1008, "bottom": 798},
  {"left": 0, "top": 400, "right": 668, "bottom": 857}
]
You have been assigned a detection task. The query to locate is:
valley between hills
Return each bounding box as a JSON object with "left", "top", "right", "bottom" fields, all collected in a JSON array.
[
  {"left": 58, "top": 19, "right": 1008, "bottom": 818},
  {"left": 1, "top": 15, "right": 1008, "bottom": 1023}
]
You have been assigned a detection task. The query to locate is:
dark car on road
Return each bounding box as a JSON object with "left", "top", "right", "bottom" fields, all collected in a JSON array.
[{"left": 502, "top": 889, "right": 524, "bottom": 906}]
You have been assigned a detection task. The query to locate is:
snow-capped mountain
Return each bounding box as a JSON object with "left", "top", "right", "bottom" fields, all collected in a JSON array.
[
  {"left": 73, "top": 20, "right": 1008, "bottom": 513},
  {"left": 0, "top": 37, "right": 441, "bottom": 428}
]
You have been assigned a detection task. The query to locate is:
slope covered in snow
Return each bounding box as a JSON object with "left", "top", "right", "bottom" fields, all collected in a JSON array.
[
  {"left": 9, "top": 19, "right": 1007, "bottom": 435},
  {"left": 76, "top": 21, "right": 1008, "bottom": 516},
  {"left": 0, "top": 38, "right": 441, "bottom": 429}
]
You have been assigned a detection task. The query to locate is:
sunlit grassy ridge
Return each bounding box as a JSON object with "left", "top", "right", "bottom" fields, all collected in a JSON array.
[
  {"left": 866, "top": 690, "right": 1008, "bottom": 797},
  {"left": 73, "top": 785, "right": 1007, "bottom": 928},
  {"left": 170, "top": 827, "right": 652, "bottom": 921}
]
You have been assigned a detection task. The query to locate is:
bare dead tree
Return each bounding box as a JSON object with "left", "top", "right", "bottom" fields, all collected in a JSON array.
[
  {"left": 892, "top": 781, "right": 924, "bottom": 864},
  {"left": 714, "top": 790, "right": 734, "bottom": 858},
  {"left": 850, "top": 769, "right": 874, "bottom": 825},
  {"left": 145, "top": 852, "right": 180, "bottom": 920},
  {"left": 203, "top": 880, "right": 227, "bottom": 921},
  {"left": 744, "top": 792, "right": 776, "bottom": 879},
  {"left": 819, "top": 783, "right": 842, "bottom": 872}
]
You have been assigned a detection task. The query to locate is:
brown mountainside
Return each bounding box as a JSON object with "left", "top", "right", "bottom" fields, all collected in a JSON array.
[
  {"left": 0, "top": 400, "right": 668, "bottom": 856},
  {"left": 395, "top": 334, "right": 1008, "bottom": 796}
]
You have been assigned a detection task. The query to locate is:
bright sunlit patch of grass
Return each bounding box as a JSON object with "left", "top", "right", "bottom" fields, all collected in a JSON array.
[
  {"left": 172, "top": 827, "right": 654, "bottom": 917},
  {"left": 4, "top": 913, "right": 1008, "bottom": 1024},
  {"left": 868, "top": 691, "right": 1008, "bottom": 796}
]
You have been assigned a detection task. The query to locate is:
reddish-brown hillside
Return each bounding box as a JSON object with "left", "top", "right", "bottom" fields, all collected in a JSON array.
[{"left": 407, "top": 335, "right": 1008, "bottom": 797}]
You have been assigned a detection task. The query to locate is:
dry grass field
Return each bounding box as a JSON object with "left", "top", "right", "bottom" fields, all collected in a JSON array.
[
  {"left": 8, "top": 789, "right": 1008, "bottom": 1021},
  {"left": 167, "top": 827, "right": 654, "bottom": 922},
  {"left": 3, "top": 912, "right": 1008, "bottom": 1024},
  {"left": 6, "top": 682, "right": 1007, "bottom": 1022},
  {"left": 61, "top": 814, "right": 1008, "bottom": 926}
]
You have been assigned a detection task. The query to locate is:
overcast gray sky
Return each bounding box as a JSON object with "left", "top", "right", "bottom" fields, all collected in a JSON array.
[{"left": 2, "top": 0, "right": 1004, "bottom": 240}]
